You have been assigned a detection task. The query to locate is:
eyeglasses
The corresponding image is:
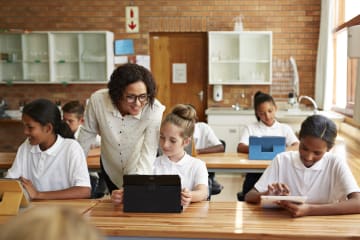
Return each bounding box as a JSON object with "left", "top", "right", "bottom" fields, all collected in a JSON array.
[{"left": 125, "top": 94, "right": 149, "bottom": 103}]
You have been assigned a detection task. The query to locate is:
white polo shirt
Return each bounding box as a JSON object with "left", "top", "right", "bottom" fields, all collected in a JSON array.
[
  {"left": 193, "top": 122, "right": 222, "bottom": 150},
  {"left": 153, "top": 153, "right": 208, "bottom": 190},
  {"left": 78, "top": 88, "right": 165, "bottom": 188},
  {"left": 239, "top": 120, "right": 299, "bottom": 146},
  {"left": 6, "top": 135, "right": 91, "bottom": 191},
  {"left": 255, "top": 151, "right": 360, "bottom": 203}
]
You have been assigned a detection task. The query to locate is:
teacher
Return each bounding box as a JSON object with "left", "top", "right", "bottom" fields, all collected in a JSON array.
[{"left": 78, "top": 63, "right": 165, "bottom": 193}]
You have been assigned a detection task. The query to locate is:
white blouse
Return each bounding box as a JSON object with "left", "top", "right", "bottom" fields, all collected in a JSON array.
[{"left": 78, "top": 88, "right": 165, "bottom": 188}]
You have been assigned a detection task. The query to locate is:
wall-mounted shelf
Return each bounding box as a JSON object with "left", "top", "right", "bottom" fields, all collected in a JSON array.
[
  {"left": 0, "top": 31, "right": 114, "bottom": 84},
  {"left": 208, "top": 31, "right": 272, "bottom": 85}
]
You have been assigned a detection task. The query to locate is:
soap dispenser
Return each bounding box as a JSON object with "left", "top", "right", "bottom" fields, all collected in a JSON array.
[{"left": 213, "top": 85, "right": 223, "bottom": 102}]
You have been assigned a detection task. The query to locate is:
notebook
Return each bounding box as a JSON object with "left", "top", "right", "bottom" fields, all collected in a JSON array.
[
  {"left": 248, "top": 136, "right": 286, "bottom": 160},
  {"left": 123, "top": 174, "right": 183, "bottom": 213}
]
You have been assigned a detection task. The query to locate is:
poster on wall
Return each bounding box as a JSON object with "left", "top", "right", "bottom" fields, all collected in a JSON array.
[
  {"left": 172, "top": 63, "right": 187, "bottom": 84},
  {"left": 126, "top": 6, "right": 139, "bottom": 33}
]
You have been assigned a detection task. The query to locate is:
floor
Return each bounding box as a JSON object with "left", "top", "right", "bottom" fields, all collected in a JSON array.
[{"left": 210, "top": 173, "right": 245, "bottom": 202}]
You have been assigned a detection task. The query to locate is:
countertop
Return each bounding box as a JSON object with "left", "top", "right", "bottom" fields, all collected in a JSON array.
[{"left": 205, "top": 107, "right": 345, "bottom": 123}]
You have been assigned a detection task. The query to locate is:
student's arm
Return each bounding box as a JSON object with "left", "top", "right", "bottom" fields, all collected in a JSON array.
[
  {"left": 197, "top": 144, "right": 224, "bottom": 154},
  {"left": 278, "top": 192, "right": 360, "bottom": 217},
  {"left": 181, "top": 184, "right": 208, "bottom": 205},
  {"left": 237, "top": 143, "right": 249, "bottom": 153},
  {"left": 21, "top": 178, "right": 90, "bottom": 200},
  {"left": 245, "top": 182, "right": 291, "bottom": 203},
  {"left": 237, "top": 125, "right": 251, "bottom": 153}
]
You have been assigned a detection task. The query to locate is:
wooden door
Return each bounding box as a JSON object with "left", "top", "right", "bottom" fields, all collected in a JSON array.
[{"left": 150, "top": 32, "right": 208, "bottom": 121}]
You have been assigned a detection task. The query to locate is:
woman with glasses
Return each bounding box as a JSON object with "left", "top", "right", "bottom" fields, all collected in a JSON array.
[{"left": 78, "top": 63, "right": 165, "bottom": 194}]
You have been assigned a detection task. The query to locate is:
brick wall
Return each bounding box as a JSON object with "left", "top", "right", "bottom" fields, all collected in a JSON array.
[{"left": 0, "top": 0, "right": 320, "bottom": 109}]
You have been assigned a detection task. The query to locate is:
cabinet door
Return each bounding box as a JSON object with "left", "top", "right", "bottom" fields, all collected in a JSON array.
[
  {"left": 0, "top": 33, "right": 23, "bottom": 82},
  {"left": 50, "top": 33, "right": 79, "bottom": 82},
  {"left": 22, "top": 33, "right": 50, "bottom": 82},
  {"left": 211, "top": 125, "right": 240, "bottom": 153},
  {"left": 79, "top": 33, "right": 108, "bottom": 82}
]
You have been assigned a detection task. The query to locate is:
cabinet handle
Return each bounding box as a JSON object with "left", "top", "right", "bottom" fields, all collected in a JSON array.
[{"left": 229, "top": 129, "right": 237, "bottom": 133}]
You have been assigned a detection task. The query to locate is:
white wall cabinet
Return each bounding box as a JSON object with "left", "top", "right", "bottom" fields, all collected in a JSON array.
[
  {"left": 0, "top": 31, "right": 114, "bottom": 83},
  {"left": 208, "top": 31, "right": 272, "bottom": 85},
  {"left": 206, "top": 109, "right": 256, "bottom": 152}
]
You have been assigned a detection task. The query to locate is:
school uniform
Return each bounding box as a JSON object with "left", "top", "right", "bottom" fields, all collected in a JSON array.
[
  {"left": 193, "top": 122, "right": 222, "bottom": 150},
  {"left": 239, "top": 120, "right": 299, "bottom": 146},
  {"left": 239, "top": 120, "right": 299, "bottom": 200},
  {"left": 6, "top": 135, "right": 91, "bottom": 192},
  {"left": 153, "top": 153, "right": 209, "bottom": 191},
  {"left": 255, "top": 151, "right": 360, "bottom": 203}
]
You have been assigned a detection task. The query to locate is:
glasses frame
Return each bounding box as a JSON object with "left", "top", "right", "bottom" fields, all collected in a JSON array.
[{"left": 124, "top": 94, "right": 149, "bottom": 104}]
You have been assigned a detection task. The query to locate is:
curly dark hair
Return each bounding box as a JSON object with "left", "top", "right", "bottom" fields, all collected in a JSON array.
[{"left": 107, "top": 63, "right": 156, "bottom": 107}]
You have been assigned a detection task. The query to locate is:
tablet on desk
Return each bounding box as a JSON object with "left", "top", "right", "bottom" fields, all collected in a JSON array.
[
  {"left": 123, "top": 174, "right": 182, "bottom": 213},
  {"left": 0, "top": 179, "right": 31, "bottom": 215},
  {"left": 260, "top": 195, "right": 307, "bottom": 208},
  {"left": 249, "top": 136, "right": 286, "bottom": 160}
]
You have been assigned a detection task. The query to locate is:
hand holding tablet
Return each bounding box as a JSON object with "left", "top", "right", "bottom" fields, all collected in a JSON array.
[{"left": 260, "top": 195, "right": 307, "bottom": 208}]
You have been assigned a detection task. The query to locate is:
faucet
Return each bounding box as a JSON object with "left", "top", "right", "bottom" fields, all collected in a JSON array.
[{"left": 298, "top": 96, "right": 318, "bottom": 114}]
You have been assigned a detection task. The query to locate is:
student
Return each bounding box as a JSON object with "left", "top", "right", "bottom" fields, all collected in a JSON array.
[
  {"left": 62, "top": 100, "right": 101, "bottom": 147},
  {"left": 77, "top": 63, "right": 165, "bottom": 193},
  {"left": 245, "top": 115, "right": 360, "bottom": 217},
  {"left": 62, "top": 100, "right": 104, "bottom": 198},
  {"left": 237, "top": 91, "right": 299, "bottom": 200},
  {"left": 188, "top": 104, "right": 225, "bottom": 195},
  {"left": 0, "top": 206, "right": 103, "bottom": 240},
  {"left": 111, "top": 104, "right": 209, "bottom": 206},
  {"left": 6, "top": 99, "right": 91, "bottom": 200}
]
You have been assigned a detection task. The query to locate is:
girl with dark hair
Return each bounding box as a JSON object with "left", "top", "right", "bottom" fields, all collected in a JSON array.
[
  {"left": 6, "top": 98, "right": 91, "bottom": 200},
  {"left": 111, "top": 104, "right": 209, "bottom": 206},
  {"left": 245, "top": 115, "right": 360, "bottom": 217},
  {"left": 237, "top": 91, "right": 299, "bottom": 200},
  {"left": 78, "top": 63, "right": 165, "bottom": 193}
]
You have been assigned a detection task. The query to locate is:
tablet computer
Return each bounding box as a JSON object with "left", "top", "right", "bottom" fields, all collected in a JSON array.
[
  {"left": 123, "top": 174, "right": 182, "bottom": 213},
  {"left": 249, "top": 136, "right": 286, "bottom": 160},
  {"left": 260, "top": 195, "right": 307, "bottom": 208},
  {"left": 0, "top": 179, "right": 31, "bottom": 215}
]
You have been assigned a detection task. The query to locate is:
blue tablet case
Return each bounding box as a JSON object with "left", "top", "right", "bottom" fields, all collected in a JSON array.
[
  {"left": 248, "top": 136, "right": 286, "bottom": 160},
  {"left": 123, "top": 174, "right": 182, "bottom": 213}
]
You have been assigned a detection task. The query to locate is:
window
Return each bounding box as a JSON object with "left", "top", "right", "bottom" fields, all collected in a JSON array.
[{"left": 333, "top": 0, "right": 360, "bottom": 116}]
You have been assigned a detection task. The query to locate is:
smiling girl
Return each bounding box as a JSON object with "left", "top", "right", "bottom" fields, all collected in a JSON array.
[
  {"left": 6, "top": 99, "right": 91, "bottom": 200},
  {"left": 245, "top": 115, "right": 360, "bottom": 217},
  {"left": 111, "top": 104, "right": 209, "bottom": 206}
]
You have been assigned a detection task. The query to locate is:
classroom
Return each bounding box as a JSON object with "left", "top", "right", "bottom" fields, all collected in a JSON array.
[{"left": 1, "top": 0, "right": 360, "bottom": 239}]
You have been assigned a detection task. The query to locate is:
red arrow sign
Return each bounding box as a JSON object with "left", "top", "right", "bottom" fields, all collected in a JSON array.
[{"left": 128, "top": 21, "right": 137, "bottom": 30}]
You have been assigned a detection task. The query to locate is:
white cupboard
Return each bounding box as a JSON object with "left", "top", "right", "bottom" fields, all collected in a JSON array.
[
  {"left": 208, "top": 31, "right": 272, "bottom": 85},
  {"left": 0, "top": 31, "right": 114, "bottom": 83}
]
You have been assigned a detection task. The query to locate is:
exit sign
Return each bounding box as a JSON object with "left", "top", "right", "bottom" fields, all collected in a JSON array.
[{"left": 126, "top": 6, "right": 139, "bottom": 33}]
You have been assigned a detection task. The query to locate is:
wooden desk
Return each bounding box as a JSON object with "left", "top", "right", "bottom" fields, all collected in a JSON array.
[
  {"left": 197, "top": 152, "right": 270, "bottom": 173},
  {"left": 0, "top": 199, "right": 99, "bottom": 224},
  {"left": 86, "top": 199, "right": 360, "bottom": 240}
]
